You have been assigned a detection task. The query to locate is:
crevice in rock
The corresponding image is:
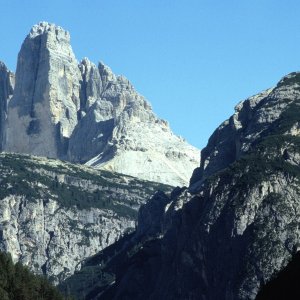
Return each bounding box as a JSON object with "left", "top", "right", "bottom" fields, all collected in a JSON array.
[
  {"left": 79, "top": 65, "right": 88, "bottom": 114},
  {"left": 55, "top": 121, "right": 69, "bottom": 158},
  {"left": 16, "top": 197, "right": 24, "bottom": 259},
  {"left": 29, "top": 35, "right": 42, "bottom": 120},
  {"left": 41, "top": 230, "right": 55, "bottom": 275}
]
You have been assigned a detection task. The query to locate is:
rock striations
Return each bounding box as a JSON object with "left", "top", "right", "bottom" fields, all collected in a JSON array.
[
  {"left": 2, "top": 22, "right": 199, "bottom": 186},
  {"left": 61, "top": 72, "right": 300, "bottom": 299}
]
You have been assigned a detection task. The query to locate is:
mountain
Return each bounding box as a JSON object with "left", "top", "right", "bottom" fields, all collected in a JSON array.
[
  {"left": 0, "top": 152, "right": 172, "bottom": 284},
  {"left": 1, "top": 22, "right": 199, "bottom": 186},
  {"left": 61, "top": 72, "right": 300, "bottom": 299}
]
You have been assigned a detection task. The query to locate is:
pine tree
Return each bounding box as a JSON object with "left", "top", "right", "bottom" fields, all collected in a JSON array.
[{"left": 0, "top": 252, "right": 67, "bottom": 300}]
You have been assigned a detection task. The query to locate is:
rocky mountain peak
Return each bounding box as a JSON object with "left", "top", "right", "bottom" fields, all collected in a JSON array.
[
  {"left": 0, "top": 61, "right": 7, "bottom": 69},
  {"left": 0, "top": 61, "right": 14, "bottom": 89},
  {"left": 0, "top": 61, "right": 14, "bottom": 90},
  {"left": 276, "top": 71, "right": 300, "bottom": 88},
  {"left": 189, "top": 81, "right": 296, "bottom": 187},
  {"left": 98, "top": 61, "right": 117, "bottom": 83},
  {"left": 4, "top": 22, "right": 80, "bottom": 158},
  {"left": 29, "top": 21, "right": 70, "bottom": 41},
  {"left": 2, "top": 22, "right": 199, "bottom": 186}
]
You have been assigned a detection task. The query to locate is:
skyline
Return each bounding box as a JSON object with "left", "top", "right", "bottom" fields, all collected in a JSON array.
[{"left": 1, "top": 1, "right": 300, "bottom": 148}]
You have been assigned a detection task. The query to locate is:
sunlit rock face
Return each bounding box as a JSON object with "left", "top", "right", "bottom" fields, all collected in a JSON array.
[
  {"left": 4, "top": 22, "right": 81, "bottom": 158},
  {"left": 2, "top": 22, "right": 199, "bottom": 186}
]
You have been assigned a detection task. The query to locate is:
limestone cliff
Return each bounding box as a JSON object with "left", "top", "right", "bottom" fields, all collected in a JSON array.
[
  {"left": 4, "top": 22, "right": 81, "bottom": 158},
  {"left": 0, "top": 153, "right": 172, "bottom": 284},
  {"left": 73, "top": 59, "right": 199, "bottom": 186},
  {"left": 2, "top": 22, "right": 199, "bottom": 186}
]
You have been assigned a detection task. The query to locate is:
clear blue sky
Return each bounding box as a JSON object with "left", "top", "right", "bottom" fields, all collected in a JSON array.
[{"left": 1, "top": 1, "right": 300, "bottom": 149}]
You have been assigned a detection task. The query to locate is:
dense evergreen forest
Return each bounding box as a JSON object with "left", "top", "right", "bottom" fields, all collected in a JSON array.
[{"left": 0, "top": 252, "right": 68, "bottom": 300}]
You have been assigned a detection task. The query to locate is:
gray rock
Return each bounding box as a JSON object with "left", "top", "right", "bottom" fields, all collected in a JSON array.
[
  {"left": 0, "top": 152, "right": 172, "bottom": 284},
  {"left": 0, "top": 62, "right": 14, "bottom": 150},
  {"left": 4, "top": 22, "right": 81, "bottom": 158},
  {"left": 2, "top": 22, "right": 199, "bottom": 186},
  {"left": 190, "top": 75, "right": 300, "bottom": 187},
  {"left": 71, "top": 59, "right": 200, "bottom": 186}
]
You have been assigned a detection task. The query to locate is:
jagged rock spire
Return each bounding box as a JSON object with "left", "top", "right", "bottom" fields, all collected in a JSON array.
[
  {"left": 4, "top": 21, "right": 81, "bottom": 158},
  {"left": 3, "top": 22, "right": 199, "bottom": 186}
]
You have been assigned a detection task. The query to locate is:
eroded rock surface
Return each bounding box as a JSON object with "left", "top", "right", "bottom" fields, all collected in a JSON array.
[
  {"left": 5, "top": 22, "right": 81, "bottom": 158},
  {"left": 0, "top": 153, "right": 172, "bottom": 284},
  {"left": 2, "top": 22, "right": 199, "bottom": 186}
]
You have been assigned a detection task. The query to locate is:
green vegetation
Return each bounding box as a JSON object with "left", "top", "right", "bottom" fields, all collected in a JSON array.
[
  {"left": 0, "top": 153, "right": 172, "bottom": 218},
  {"left": 207, "top": 97, "right": 300, "bottom": 202},
  {"left": 0, "top": 251, "right": 70, "bottom": 300}
]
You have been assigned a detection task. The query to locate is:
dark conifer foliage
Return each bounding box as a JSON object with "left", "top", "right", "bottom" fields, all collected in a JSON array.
[{"left": 0, "top": 252, "right": 69, "bottom": 300}]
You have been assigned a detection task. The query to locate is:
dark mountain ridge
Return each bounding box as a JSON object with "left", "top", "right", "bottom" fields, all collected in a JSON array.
[{"left": 61, "top": 71, "right": 300, "bottom": 299}]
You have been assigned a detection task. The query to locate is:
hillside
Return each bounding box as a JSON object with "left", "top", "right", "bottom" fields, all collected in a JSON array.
[
  {"left": 0, "top": 152, "right": 172, "bottom": 284},
  {"left": 61, "top": 71, "right": 300, "bottom": 299}
]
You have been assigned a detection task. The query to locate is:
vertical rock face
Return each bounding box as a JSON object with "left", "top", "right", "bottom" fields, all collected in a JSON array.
[
  {"left": 68, "top": 60, "right": 117, "bottom": 163},
  {"left": 4, "top": 22, "right": 81, "bottom": 158},
  {"left": 0, "top": 195, "right": 134, "bottom": 284},
  {"left": 2, "top": 22, "right": 199, "bottom": 186},
  {"left": 0, "top": 62, "right": 14, "bottom": 150},
  {"left": 0, "top": 153, "right": 172, "bottom": 283}
]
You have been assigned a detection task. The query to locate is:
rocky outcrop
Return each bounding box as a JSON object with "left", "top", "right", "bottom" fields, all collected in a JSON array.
[
  {"left": 62, "top": 71, "right": 300, "bottom": 299},
  {"left": 2, "top": 22, "right": 199, "bottom": 186},
  {"left": 1, "top": 195, "right": 133, "bottom": 284},
  {"left": 0, "top": 153, "right": 172, "bottom": 284},
  {"left": 68, "top": 56, "right": 200, "bottom": 187},
  {"left": 4, "top": 22, "right": 81, "bottom": 158},
  {"left": 0, "top": 62, "right": 14, "bottom": 150},
  {"left": 190, "top": 72, "right": 300, "bottom": 186}
]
